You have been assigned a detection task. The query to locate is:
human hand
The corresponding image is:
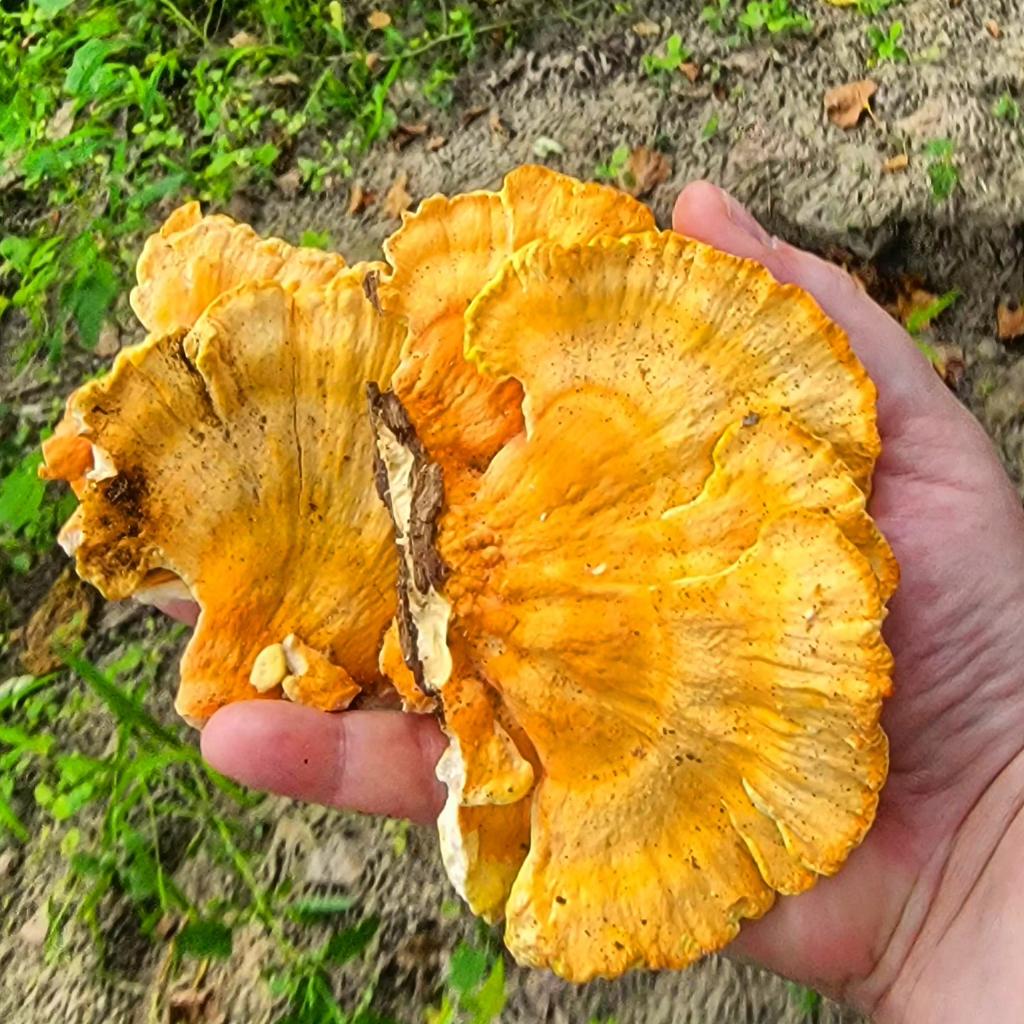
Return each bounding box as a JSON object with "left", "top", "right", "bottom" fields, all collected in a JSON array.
[{"left": 193, "top": 183, "right": 1024, "bottom": 1020}]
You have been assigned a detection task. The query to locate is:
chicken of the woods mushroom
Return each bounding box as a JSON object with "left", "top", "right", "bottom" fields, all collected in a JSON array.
[{"left": 42, "top": 167, "right": 895, "bottom": 981}]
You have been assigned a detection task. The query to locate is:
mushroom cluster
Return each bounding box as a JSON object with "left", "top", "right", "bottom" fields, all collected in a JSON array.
[{"left": 42, "top": 167, "right": 895, "bottom": 980}]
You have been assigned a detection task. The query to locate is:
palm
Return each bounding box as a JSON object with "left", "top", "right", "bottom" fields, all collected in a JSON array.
[
  {"left": 668, "top": 186, "right": 1024, "bottom": 1013},
  {"left": 197, "top": 184, "right": 1024, "bottom": 1020}
]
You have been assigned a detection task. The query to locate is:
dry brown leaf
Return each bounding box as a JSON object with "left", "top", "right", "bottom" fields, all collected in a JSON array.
[
  {"left": 895, "top": 281, "right": 939, "bottom": 330},
  {"left": 275, "top": 168, "right": 302, "bottom": 198},
  {"left": 365, "top": 51, "right": 380, "bottom": 71},
  {"left": 932, "top": 343, "right": 966, "bottom": 390},
  {"left": 347, "top": 183, "right": 376, "bottom": 215},
  {"left": 368, "top": 10, "right": 392, "bottom": 30},
  {"left": 228, "top": 30, "right": 259, "bottom": 48},
  {"left": 426, "top": 135, "right": 447, "bottom": 152},
  {"left": 997, "top": 301, "right": 1024, "bottom": 341},
  {"left": 623, "top": 146, "right": 671, "bottom": 199},
  {"left": 46, "top": 100, "right": 76, "bottom": 142},
  {"left": 384, "top": 173, "right": 413, "bottom": 219},
  {"left": 461, "top": 105, "right": 489, "bottom": 127},
  {"left": 394, "top": 121, "right": 428, "bottom": 149},
  {"left": 824, "top": 79, "right": 877, "bottom": 129},
  {"left": 489, "top": 111, "right": 510, "bottom": 140},
  {"left": 169, "top": 987, "right": 214, "bottom": 1024},
  {"left": 985, "top": 19, "right": 1002, "bottom": 38},
  {"left": 20, "top": 567, "right": 95, "bottom": 675},
  {"left": 95, "top": 322, "right": 121, "bottom": 357},
  {"left": 680, "top": 61, "right": 700, "bottom": 83},
  {"left": 882, "top": 153, "right": 909, "bottom": 173}
]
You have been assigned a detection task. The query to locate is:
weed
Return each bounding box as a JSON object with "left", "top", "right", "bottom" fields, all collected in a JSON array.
[
  {"left": 923, "top": 139, "right": 959, "bottom": 202},
  {"left": 701, "top": 0, "right": 733, "bottom": 34},
  {"left": 856, "top": 0, "right": 900, "bottom": 15},
  {"left": 701, "top": 0, "right": 811, "bottom": 41},
  {"left": 427, "top": 941, "right": 506, "bottom": 1024},
  {"left": 993, "top": 92, "right": 1021, "bottom": 124},
  {"left": 737, "top": 0, "right": 813, "bottom": 36},
  {"left": 1, "top": 640, "right": 385, "bottom": 1020},
  {"left": 640, "top": 33, "right": 690, "bottom": 80},
  {"left": 594, "top": 144, "right": 630, "bottom": 182},
  {"left": 0, "top": 1, "right": 589, "bottom": 366},
  {"left": 906, "top": 288, "right": 960, "bottom": 336},
  {"left": 867, "top": 22, "right": 908, "bottom": 65},
  {"left": 0, "top": 422, "right": 76, "bottom": 578},
  {"left": 701, "top": 114, "right": 720, "bottom": 141},
  {"left": 787, "top": 982, "right": 822, "bottom": 1018}
]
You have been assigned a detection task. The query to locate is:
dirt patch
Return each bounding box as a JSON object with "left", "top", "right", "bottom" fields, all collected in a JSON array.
[{"left": 5, "top": 2, "right": 1024, "bottom": 1022}]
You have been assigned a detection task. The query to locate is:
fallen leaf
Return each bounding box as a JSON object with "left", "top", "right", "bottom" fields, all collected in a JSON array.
[
  {"left": 894, "top": 279, "right": 960, "bottom": 335},
  {"left": 489, "top": 111, "right": 510, "bottom": 140},
  {"left": 882, "top": 153, "right": 909, "bottom": 173},
  {"left": 20, "top": 567, "right": 95, "bottom": 675},
  {"left": 95, "top": 321, "right": 121, "bottom": 357},
  {"left": 228, "top": 30, "right": 259, "bottom": 48},
  {"left": 997, "top": 301, "right": 1024, "bottom": 341},
  {"left": 394, "top": 121, "right": 428, "bottom": 149},
  {"left": 631, "top": 19, "right": 661, "bottom": 37},
  {"left": 46, "top": 100, "right": 76, "bottom": 142},
  {"left": 268, "top": 72, "right": 301, "bottom": 86},
  {"left": 680, "top": 62, "right": 700, "bottom": 83},
  {"left": 275, "top": 168, "right": 302, "bottom": 198},
  {"left": 460, "top": 105, "right": 489, "bottom": 127},
  {"left": 383, "top": 172, "right": 412, "bottom": 219},
  {"left": 623, "top": 146, "right": 671, "bottom": 198},
  {"left": 823, "top": 79, "right": 877, "bottom": 129},
  {"left": 18, "top": 908, "right": 47, "bottom": 947},
  {"left": 368, "top": 10, "right": 392, "bottom": 30},
  {"left": 365, "top": 51, "right": 380, "bottom": 71},
  {"left": 933, "top": 344, "right": 966, "bottom": 389},
  {"left": 426, "top": 135, "right": 446, "bottom": 152},
  {"left": 347, "top": 183, "right": 376, "bottom": 215},
  {"left": 169, "top": 987, "right": 214, "bottom": 1024},
  {"left": 985, "top": 19, "right": 1002, "bottom": 39}
]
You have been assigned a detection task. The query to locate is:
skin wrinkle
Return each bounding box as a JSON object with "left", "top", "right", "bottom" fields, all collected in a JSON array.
[{"left": 869, "top": 748, "right": 1024, "bottom": 1019}]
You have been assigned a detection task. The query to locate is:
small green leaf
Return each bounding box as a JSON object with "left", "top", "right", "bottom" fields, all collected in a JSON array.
[
  {"left": 287, "top": 895, "right": 355, "bottom": 922},
  {"left": 0, "top": 794, "right": 29, "bottom": 842},
  {"left": 176, "top": 919, "right": 233, "bottom": 959},
  {"left": 322, "top": 917, "right": 378, "bottom": 965},
  {"left": 448, "top": 942, "right": 489, "bottom": 996},
  {"left": 298, "top": 230, "right": 332, "bottom": 250},
  {"left": 0, "top": 453, "right": 45, "bottom": 534},
  {"left": 64, "top": 39, "right": 123, "bottom": 98},
  {"left": 906, "top": 288, "right": 960, "bottom": 336},
  {"left": 36, "top": 0, "right": 77, "bottom": 15},
  {"left": 67, "top": 259, "right": 118, "bottom": 349},
  {"left": 472, "top": 957, "right": 506, "bottom": 1023}
]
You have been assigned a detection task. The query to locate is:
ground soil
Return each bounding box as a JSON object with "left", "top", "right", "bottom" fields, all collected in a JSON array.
[{"left": 4, "top": 1, "right": 1024, "bottom": 1021}]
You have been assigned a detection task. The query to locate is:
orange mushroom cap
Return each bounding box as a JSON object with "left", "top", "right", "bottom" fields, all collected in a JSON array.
[
  {"left": 376, "top": 228, "right": 895, "bottom": 980},
  {"left": 46, "top": 270, "right": 402, "bottom": 723}
]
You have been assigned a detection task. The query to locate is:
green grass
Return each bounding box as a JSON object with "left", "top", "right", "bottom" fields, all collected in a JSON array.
[
  {"left": 700, "top": 0, "right": 813, "bottom": 40},
  {"left": 1, "top": 631, "right": 450, "bottom": 1021},
  {"left": 923, "top": 138, "right": 959, "bottom": 202},
  {"left": 640, "top": 33, "right": 690, "bottom": 81},
  {"left": 0, "top": 0, "right": 561, "bottom": 370}
]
